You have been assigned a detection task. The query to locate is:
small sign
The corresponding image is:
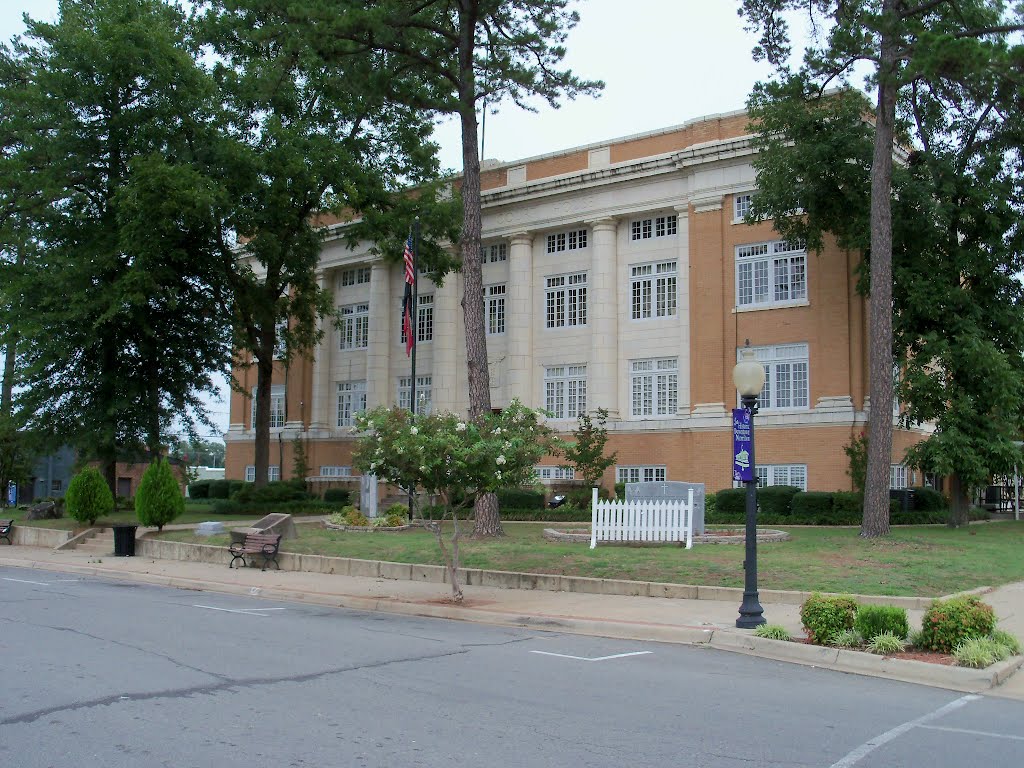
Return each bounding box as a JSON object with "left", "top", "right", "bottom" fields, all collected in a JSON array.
[
  {"left": 6, "top": 482, "right": 15, "bottom": 507},
  {"left": 733, "top": 408, "right": 753, "bottom": 482}
]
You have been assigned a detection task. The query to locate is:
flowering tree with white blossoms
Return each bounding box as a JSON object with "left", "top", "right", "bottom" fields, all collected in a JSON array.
[{"left": 353, "top": 399, "right": 556, "bottom": 602}]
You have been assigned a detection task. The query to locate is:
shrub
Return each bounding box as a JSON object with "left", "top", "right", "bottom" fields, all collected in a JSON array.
[
  {"left": 854, "top": 604, "right": 910, "bottom": 642},
  {"left": 564, "top": 488, "right": 593, "bottom": 510},
  {"left": 753, "top": 624, "right": 791, "bottom": 641},
  {"left": 705, "top": 492, "right": 716, "bottom": 517},
  {"left": 343, "top": 505, "right": 369, "bottom": 527},
  {"left": 800, "top": 593, "right": 859, "bottom": 645},
  {"left": 496, "top": 488, "right": 545, "bottom": 510},
  {"left": 377, "top": 503, "right": 409, "bottom": 527},
  {"left": 614, "top": 482, "right": 625, "bottom": 499},
  {"left": 323, "top": 488, "right": 351, "bottom": 505},
  {"left": 990, "top": 629, "right": 1021, "bottom": 655},
  {"left": 65, "top": 467, "right": 114, "bottom": 526},
  {"left": 758, "top": 485, "right": 801, "bottom": 516},
  {"left": 832, "top": 491, "right": 863, "bottom": 521},
  {"left": 912, "top": 486, "right": 946, "bottom": 512},
  {"left": 232, "top": 481, "right": 310, "bottom": 504},
  {"left": 207, "top": 479, "right": 233, "bottom": 499},
  {"left": 188, "top": 480, "right": 211, "bottom": 499},
  {"left": 832, "top": 629, "right": 864, "bottom": 648},
  {"left": 134, "top": 459, "right": 185, "bottom": 531},
  {"left": 918, "top": 595, "right": 996, "bottom": 653},
  {"left": 714, "top": 488, "right": 746, "bottom": 516},
  {"left": 953, "top": 637, "right": 1000, "bottom": 668},
  {"left": 867, "top": 631, "right": 906, "bottom": 655},
  {"left": 790, "top": 491, "right": 834, "bottom": 520},
  {"left": 907, "top": 629, "right": 926, "bottom": 649},
  {"left": 211, "top": 499, "right": 337, "bottom": 516}
]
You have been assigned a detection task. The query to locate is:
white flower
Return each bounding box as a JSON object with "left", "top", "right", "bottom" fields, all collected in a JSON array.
[
  {"left": 493, "top": 427, "right": 502, "bottom": 435},
  {"left": 455, "top": 422, "right": 466, "bottom": 432},
  {"left": 410, "top": 426, "right": 419, "bottom": 435},
  {"left": 366, "top": 420, "right": 374, "bottom": 430},
  {"left": 503, "top": 441, "right": 512, "bottom": 449},
  {"left": 369, "top": 462, "right": 377, "bottom": 471},
  {"left": 396, "top": 446, "right": 403, "bottom": 454},
  {"left": 420, "top": 465, "right": 428, "bottom": 473},
  {"left": 495, "top": 471, "right": 503, "bottom": 481},
  {"left": 496, "top": 455, "right": 506, "bottom": 466}
]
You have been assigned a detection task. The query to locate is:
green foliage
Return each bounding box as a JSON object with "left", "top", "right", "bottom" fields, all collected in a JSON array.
[
  {"left": 342, "top": 506, "right": 369, "bottom": 527},
  {"left": 953, "top": 637, "right": 1005, "bottom": 668},
  {"left": 866, "top": 632, "right": 906, "bottom": 656},
  {"left": 560, "top": 408, "right": 617, "bottom": 488},
  {"left": 919, "top": 596, "right": 997, "bottom": 653},
  {"left": 714, "top": 488, "right": 746, "bottom": 516},
  {"left": 800, "top": 593, "right": 859, "bottom": 646},
  {"left": 232, "top": 481, "right": 310, "bottom": 504},
  {"left": 832, "top": 629, "right": 864, "bottom": 649},
  {"left": 134, "top": 458, "right": 185, "bottom": 530},
  {"left": 418, "top": 506, "right": 593, "bottom": 522},
  {"left": 911, "top": 486, "right": 946, "bottom": 512},
  {"left": 854, "top": 604, "right": 909, "bottom": 642},
  {"left": 0, "top": 419, "right": 39, "bottom": 507},
  {"left": 208, "top": 480, "right": 234, "bottom": 499},
  {"left": 322, "top": 488, "right": 351, "bottom": 505},
  {"left": 833, "top": 491, "right": 863, "bottom": 521},
  {"left": 65, "top": 467, "right": 114, "bottom": 526},
  {"left": 496, "top": 488, "right": 545, "bottom": 510},
  {"left": 614, "top": 482, "right": 626, "bottom": 499},
  {"left": 758, "top": 486, "right": 800, "bottom": 516},
  {"left": 791, "top": 491, "right": 833, "bottom": 518},
  {"left": 210, "top": 499, "right": 335, "bottom": 516},
  {"left": 844, "top": 433, "right": 869, "bottom": 494},
  {"left": 753, "top": 624, "right": 791, "bottom": 641},
  {"left": 564, "top": 488, "right": 593, "bottom": 510},
  {"left": 188, "top": 480, "right": 212, "bottom": 499},
  {"left": 291, "top": 437, "right": 310, "bottom": 481},
  {"left": 989, "top": 629, "right": 1021, "bottom": 656}
]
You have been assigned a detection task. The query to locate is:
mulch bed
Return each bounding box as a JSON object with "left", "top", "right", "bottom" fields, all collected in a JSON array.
[{"left": 799, "top": 638, "right": 956, "bottom": 665}]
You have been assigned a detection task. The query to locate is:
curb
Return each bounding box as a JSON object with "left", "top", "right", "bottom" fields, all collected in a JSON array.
[{"left": 2, "top": 554, "right": 1020, "bottom": 694}]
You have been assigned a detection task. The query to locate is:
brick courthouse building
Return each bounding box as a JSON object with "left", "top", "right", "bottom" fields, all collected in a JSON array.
[{"left": 224, "top": 108, "right": 927, "bottom": 494}]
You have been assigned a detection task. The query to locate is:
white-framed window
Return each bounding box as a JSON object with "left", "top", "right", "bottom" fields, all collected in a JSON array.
[
  {"left": 336, "top": 380, "right": 366, "bottom": 427},
  {"left": 630, "top": 358, "right": 678, "bottom": 417},
  {"left": 398, "top": 375, "right": 432, "bottom": 415},
  {"left": 890, "top": 464, "right": 909, "bottom": 490},
  {"left": 340, "top": 267, "right": 371, "bottom": 286},
  {"left": 339, "top": 303, "right": 369, "bottom": 350},
  {"left": 630, "top": 214, "right": 677, "bottom": 241},
  {"left": 546, "top": 228, "right": 588, "bottom": 253},
  {"left": 482, "top": 242, "right": 508, "bottom": 263},
  {"left": 535, "top": 465, "right": 576, "bottom": 481},
  {"left": 486, "top": 284, "right": 506, "bottom": 335},
  {"left": 245, "top": 465, "right": 280, "bottom": 483},
  {"left": 740, "top": 343, "right": 809, "bottom": 411},
  {"left": 735, "top": 464, "right": 807, "bottom": 490},
  {"left": 545, "top": 272, "right": 587, "bottom": 328},
  {"left": 251, "top": 385, "right": 286, "bottom": 429},
  {"left": 631, "top": 261, "right": 677, "bottom": 320},
  {"left": 417, "top": 294, "right": 433, "bottom": 342},
  {"left": 616, "top": 466, "right": 667, "bottom": 484},
  {"left": 319, "top": 465, "right": 352, "bottom": 477},
  {"left": 544, "top": 365, "right": 587, "bottom": 419},
  {"left": 734, "top": 193, "right": 753, "bottom": 222},
  {"left": 736, "top": 240, "right": 807, "bottom": 308}
]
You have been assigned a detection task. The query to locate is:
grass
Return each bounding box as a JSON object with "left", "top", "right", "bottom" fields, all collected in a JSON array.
[
  {"left": 155, "top": 519, "right": 1024, "bottom": 597},
  {"left": 2, "top": 502, "right": 282, "bottom": 530}
]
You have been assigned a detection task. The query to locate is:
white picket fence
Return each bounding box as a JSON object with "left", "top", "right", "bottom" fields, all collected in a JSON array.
[{"left": 590, "top": 487, "right": 694, "bottom": 549}]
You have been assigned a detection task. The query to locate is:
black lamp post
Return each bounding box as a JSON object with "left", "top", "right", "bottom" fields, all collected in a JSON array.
[{"left": 734, "top": 343, "right": 767, "bottom": 629}]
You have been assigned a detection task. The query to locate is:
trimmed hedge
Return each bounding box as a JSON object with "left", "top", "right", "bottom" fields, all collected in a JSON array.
[
  {"left": 232, "top": 481, "right": 311, "bottom": 504},
  {"left": 208, "top": 479, "right": 233, "bottom": 499},
  {"left": 210, "top": 499, "right": 339, "bottom": 516},
  {"left": 323, "top": 488, "right": 351, "bottom": 504},
  {"left": 714, "top": 488, "right": 746, "bottom": 516},
  {"left": 801, "top": 593, "right": 858, "bottom": 645},
  {"left": 496, "top": 488, "right": 545, "bottom": 510},
  {"left": 758, "top": 485, "right": 801, "bottom": 516},
  {"left": 791, "top": 491, "right": 833, "bottom": 518},
  {"left": 706, "top": 490, "right": 942, "bottom": 526},
  {"left": 918, "top": 595, "right": 996, "bottom": 653},
  {"left": 912, "top": 486, "right": 946, "bottom": 511},
  {"left": 855, "top": 604, "right": 909, "bottom": 642},
  {"left": 418, "top": 506, "right": 593, "bottom": 522},
  {"left": 188, "top": 480, "right": 212, "bottom": 499}
]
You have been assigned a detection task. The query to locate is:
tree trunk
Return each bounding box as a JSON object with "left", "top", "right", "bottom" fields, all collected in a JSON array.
[
  {"left": 452, "top": 6, "right": 501, "bottom": 537},
  {"left": 947, "top": 474, "right": 970, "bottom": 528},
  {"left": 253, "top": 345, "right": 274, "bottom": 488},
  {"left": 861, "top": 0, "right": 899, "bottom": 539}
]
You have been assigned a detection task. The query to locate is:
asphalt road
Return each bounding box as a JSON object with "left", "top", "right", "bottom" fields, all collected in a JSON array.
[{"left": 3, "top": 564, "right": 1023, "bottom": 768}]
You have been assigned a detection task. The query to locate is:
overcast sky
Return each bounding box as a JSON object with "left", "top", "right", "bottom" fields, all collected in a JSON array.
[{"left": 0, "top": 1, "right": 802, "bottom": 437}]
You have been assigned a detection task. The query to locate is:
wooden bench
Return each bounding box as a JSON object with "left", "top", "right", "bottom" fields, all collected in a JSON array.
[
  {"left": 228, "top": 532, "right": 281, "bottom": 571},
  {"left": 0, "top": 519, "right": 11, "bottom": 545},
  {"left": 590, "top": 488, "right": 694, "bottom": 549}
]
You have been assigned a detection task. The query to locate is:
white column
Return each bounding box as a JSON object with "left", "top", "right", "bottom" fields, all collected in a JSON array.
[
  {"left": 506, "top": 233, "right": 534, "bottom": 406},
  {"left": 309, "top": 271, "right": 333, "bottom": 434},
  {"left": 432, "top": 271, "right": 461, "bottom": 413},
  {"left": 366, "top": 262, "right": 392, "bottom": 410},
  {"left": 675, "top": 206, "right": 691, "bottom": 415},
  {"left": 588, "top": 218, "right": 619, "bottom": 417}
]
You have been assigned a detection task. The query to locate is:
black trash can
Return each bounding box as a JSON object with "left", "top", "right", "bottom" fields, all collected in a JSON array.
[{"left": 112, "top": 524, "right": 138, "bottom": 557}]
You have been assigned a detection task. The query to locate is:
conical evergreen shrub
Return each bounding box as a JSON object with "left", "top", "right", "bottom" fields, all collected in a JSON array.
[
  {"left": 135, "top": 458, "right": 185, "bottom": 531},
  {"left": 65, "top": 466, "right": 114, "bottom": 525}
]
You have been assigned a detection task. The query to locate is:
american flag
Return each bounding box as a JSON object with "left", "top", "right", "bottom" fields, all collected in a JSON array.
[{"left": 401, "top": 233, "right": 415, "bottom": 357}]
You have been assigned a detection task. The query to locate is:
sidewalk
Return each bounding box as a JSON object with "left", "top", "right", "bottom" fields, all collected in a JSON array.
[{"left": 2, "top": 542, "right": 1022, "bottom": 697}]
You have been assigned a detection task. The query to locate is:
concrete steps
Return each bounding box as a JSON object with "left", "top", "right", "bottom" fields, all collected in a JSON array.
[{"left": 73, "top": 528, "right": 115, "bottom": 555}]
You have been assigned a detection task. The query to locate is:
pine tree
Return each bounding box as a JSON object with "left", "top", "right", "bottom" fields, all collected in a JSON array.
[
  {"left": 135, "top": 457, "right": 185, "bottom": 531},
  {"left": 66, "top": 466, "right": 114, "bottom": 526}
]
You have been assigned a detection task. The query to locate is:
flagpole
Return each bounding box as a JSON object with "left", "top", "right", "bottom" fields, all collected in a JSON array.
[{"left": 408, "top": 217, "right": 420, "bottom": 520}]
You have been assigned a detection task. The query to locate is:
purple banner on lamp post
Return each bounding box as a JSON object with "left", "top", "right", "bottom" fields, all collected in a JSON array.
[{"left": 732, "top": 408, "right": 753, "bottom": 482}]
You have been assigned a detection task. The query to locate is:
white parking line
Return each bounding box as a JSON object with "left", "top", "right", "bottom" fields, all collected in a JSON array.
[
  {"left": 918, "top": 724, "right": 1024, "bottom": 742},
  {"left": 193, "top": 604, "right": 287, "bottom": 616},
  {"left": 828, "top": 695, "right": 980, "bottom": 768},
  {"left": 3, "top": 577, "right": 50, "bottom": 586},
  {"left": 530, "top": 650, "right": 653, "bottom": 662}
]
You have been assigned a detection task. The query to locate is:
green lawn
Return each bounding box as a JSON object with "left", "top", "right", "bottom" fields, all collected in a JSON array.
[
  {"left": 5, "top": 503, "right": 235, "bottom": 529},
  {"left": 157, "top": 520, "right": 1024, "bottom": 597}
]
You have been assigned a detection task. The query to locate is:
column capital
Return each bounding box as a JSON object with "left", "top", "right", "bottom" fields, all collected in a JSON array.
[
  {"left": 690, "top": 194, "right": 724, "bottom": 214},
  {"left": 673, "top": 204, "right": 691, "bottom": 218},
  {"left": 585, "top": 216, "right": 619, "bottom": 232},
  {"left": 509, "top": 232, "right": 534, "bottom": 247}
]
